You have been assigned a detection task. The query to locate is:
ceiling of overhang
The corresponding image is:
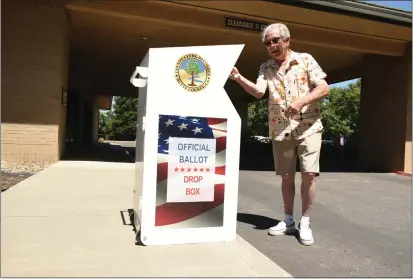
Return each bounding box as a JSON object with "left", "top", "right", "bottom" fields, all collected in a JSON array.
[
  {"left": 65, "top": 0, "right": 409, "bottom": 101},
  {"left": 68, "top": 9, "right": 366, "bottom": 70}
]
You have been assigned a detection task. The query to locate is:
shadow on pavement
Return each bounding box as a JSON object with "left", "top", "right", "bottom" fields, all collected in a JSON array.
[
  {"left": 237, "top": 213, "right": 301, "bottom": 241},
  {"left": 237, "top": 213, "right": 280, "bottom": 230},
  {"left": 62, "top": 142, "right": 134, "bottom": 163}
]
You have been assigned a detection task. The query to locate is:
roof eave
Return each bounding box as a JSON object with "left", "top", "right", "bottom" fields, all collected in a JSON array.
[{"left": 266, "top": 0, "right": 412, "bottom": 27}]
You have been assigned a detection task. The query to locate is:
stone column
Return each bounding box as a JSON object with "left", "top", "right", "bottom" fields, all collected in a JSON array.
[{"left": 359, "top": 45, "right": 411, "bottom": 173}]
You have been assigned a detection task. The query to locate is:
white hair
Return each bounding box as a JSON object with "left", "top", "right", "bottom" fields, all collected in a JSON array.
[{"left": 261, "top": 23, "right": 290, "bottom": 43}]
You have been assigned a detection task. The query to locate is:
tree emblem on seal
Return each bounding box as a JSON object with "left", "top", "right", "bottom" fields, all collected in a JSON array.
[{"left": 175, "top": 53, "right": 211, "bottom": 92}]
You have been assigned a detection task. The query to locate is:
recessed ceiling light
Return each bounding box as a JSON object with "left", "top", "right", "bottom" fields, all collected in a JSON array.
[{"left": 141, "top": 36, "right": 149, "bottom": 40}]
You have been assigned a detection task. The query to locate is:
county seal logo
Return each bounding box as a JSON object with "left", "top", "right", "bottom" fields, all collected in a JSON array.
[{"left": 175, "top": 53, "right": 211, "bottom": 92}]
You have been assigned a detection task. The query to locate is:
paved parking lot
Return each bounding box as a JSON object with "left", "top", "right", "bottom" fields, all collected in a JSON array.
[
  {"left": 62, "top": 141, "right": 412, "bottom": 277},
  {"left": 236, "top": 171, "right": 412, "bottom": 277}
]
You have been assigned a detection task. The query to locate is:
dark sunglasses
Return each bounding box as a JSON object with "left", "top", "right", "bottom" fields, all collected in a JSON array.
[{"left": 263, "top": 37, "right": 282, "bottom": 47}]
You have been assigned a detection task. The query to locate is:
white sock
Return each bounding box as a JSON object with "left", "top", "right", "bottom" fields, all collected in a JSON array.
[
  {"left": 284, "top": 214, "right": 294, "bottom": 226},
  {"left": 300, "top": 216, "right": 310, "bottom": 226}
]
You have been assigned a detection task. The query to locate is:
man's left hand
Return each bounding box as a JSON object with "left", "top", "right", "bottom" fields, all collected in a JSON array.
[{"left": 285, "top": 100, "right": 305, "bottom": 119}]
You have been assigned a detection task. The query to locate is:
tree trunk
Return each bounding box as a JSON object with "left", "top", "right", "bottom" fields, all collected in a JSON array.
[{"left": 190, "top": 72, "right": 196, "bottom": 86}]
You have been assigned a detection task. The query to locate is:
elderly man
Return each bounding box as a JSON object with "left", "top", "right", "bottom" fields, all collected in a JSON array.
[{"left": 230, "top": 23, "right": 329, "bottom": 246}]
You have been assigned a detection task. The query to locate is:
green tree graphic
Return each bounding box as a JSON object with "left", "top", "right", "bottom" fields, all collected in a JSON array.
[{"left": 184, "top": 59, "right": 201, "bottom": 86}]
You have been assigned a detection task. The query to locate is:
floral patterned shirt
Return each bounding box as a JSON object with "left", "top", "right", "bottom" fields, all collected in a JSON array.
[{"left": 256, "top": 50, "right": 327, "bottom": 141}]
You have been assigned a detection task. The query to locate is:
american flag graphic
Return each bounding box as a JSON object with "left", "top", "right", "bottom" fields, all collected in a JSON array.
[{"left": 155, "top": 114, "right": 227, "bottom": 229}]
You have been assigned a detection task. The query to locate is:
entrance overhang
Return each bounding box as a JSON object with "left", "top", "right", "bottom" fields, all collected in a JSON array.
[{"left": 66, "top": 0, "right": 411, "bottom": 101}]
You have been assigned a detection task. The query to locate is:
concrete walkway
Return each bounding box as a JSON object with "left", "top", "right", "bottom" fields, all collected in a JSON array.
[{"left": 1, "top": 161, "right": 290, "bottom": 277}]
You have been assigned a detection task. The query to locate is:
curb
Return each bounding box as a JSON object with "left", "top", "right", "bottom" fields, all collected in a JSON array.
[
  {"left": 52, "top": 161, "right": 135, "bottom": 169},
  {"left": 395, "top": 171, "right": 412, "bottom": 177}
]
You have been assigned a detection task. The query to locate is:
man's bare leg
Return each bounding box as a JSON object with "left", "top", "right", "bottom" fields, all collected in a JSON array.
[
  {"left": 281, "top": 174, "right": 295, "bottom": 216},
  {"left": 301, "top": 172, "right": 317, "bottom": 217},
  {"left": 298, "top": 172, "right": 317, "bottom": 245},
  {"left": 268, "top": 173, "right": 296, "bottom": 236}
]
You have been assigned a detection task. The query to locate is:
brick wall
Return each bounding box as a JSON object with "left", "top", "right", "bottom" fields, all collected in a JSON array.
[
  {"left": 1, "top": 124, "right": 59, "bottom": 163},
  {"left": 1, "top": 0, "right": 69, "bottom": 164}
]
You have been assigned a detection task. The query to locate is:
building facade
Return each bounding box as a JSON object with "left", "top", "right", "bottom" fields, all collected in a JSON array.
[{"left": 1, "top": 0, "right": 412, "bottom": 173}]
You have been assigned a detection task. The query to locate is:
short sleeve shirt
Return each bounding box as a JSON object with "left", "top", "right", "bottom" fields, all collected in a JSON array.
[{"left": 256, "top": 51, "right": 327, "bottom": 141}]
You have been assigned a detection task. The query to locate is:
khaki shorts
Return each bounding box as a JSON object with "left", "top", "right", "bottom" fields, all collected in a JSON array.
[{"left": 272, "top": 132, "right": 322, "bottom": 176}]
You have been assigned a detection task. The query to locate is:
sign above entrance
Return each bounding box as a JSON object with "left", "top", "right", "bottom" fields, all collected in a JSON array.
[{"left": 224, "top": 16, "right": 269, "bottom": 33}]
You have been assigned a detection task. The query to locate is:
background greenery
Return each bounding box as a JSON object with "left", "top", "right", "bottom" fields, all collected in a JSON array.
[
  {"left": 99, "top": 79, "right": 361, "bottom": 146},
  {"left": 99, "top": 96, "right": 138, "bottom": 141},
  {"left": 245, "top": 78, "right": 361, "bottom": 146}
]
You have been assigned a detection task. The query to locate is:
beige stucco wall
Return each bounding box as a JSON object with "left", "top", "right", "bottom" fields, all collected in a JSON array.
[
  {"left": 1, "top": 0, "right": 69, "bottom": 164},
  {"left": 404, "top": 43, "right": 412, "bottom": 173}
]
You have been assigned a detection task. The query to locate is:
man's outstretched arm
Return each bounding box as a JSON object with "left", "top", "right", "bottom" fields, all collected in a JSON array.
[
  {"left": 230, "top": 67, "right": 267, "bottom": 99},
  {"left": 300, "top": 79, "right": 329, "bottom": 106}
]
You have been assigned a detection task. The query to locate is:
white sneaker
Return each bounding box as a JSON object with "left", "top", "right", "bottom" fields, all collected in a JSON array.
[
  {"left": 268, "top": 221, "right": 296, "bottom": 236},
  {"left": 298, "top": 222, "right": 314, "bottom": 246}
]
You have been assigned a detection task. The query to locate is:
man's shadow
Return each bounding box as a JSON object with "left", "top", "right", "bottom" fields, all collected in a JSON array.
[{"left": 237, "top": 213, "right": 299, "bottom": 239}]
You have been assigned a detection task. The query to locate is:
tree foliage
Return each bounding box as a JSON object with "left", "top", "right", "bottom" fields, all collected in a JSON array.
[
  {"left": 320, "top": 79, "right": 361, "bottom": 146},
  {"left": 246, "top": 79, "right": 361, "bottom": 146},
  {"left": 99, "top": 80, "right": 361, "bottom": 145},
  {"left": 99, "top": 110, "right": 114, "bottom": 137},
  {"left": 112, "top": 96, "right": 138, "bottom": 138},
  {"left": 247, "top": 99, "right": 268, "bottom": 136},
  {"left": 98, "top": 96, "right": 138, "bottom": 140},
  {"left": 185, "top": 60, "right": 201, "bottom": 86}
]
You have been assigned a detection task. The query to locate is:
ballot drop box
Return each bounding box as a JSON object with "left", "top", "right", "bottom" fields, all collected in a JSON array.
[{"left": 131, "top": 44, "right": 244, "bottom": 246}]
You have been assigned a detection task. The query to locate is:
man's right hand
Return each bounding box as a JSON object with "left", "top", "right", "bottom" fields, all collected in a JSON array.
[
  {"left": 228, "top": 66, "right": 264, "bottom": 99},
  {"left": 229, "top": 67, "right": 241, "bottom": 81}
]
